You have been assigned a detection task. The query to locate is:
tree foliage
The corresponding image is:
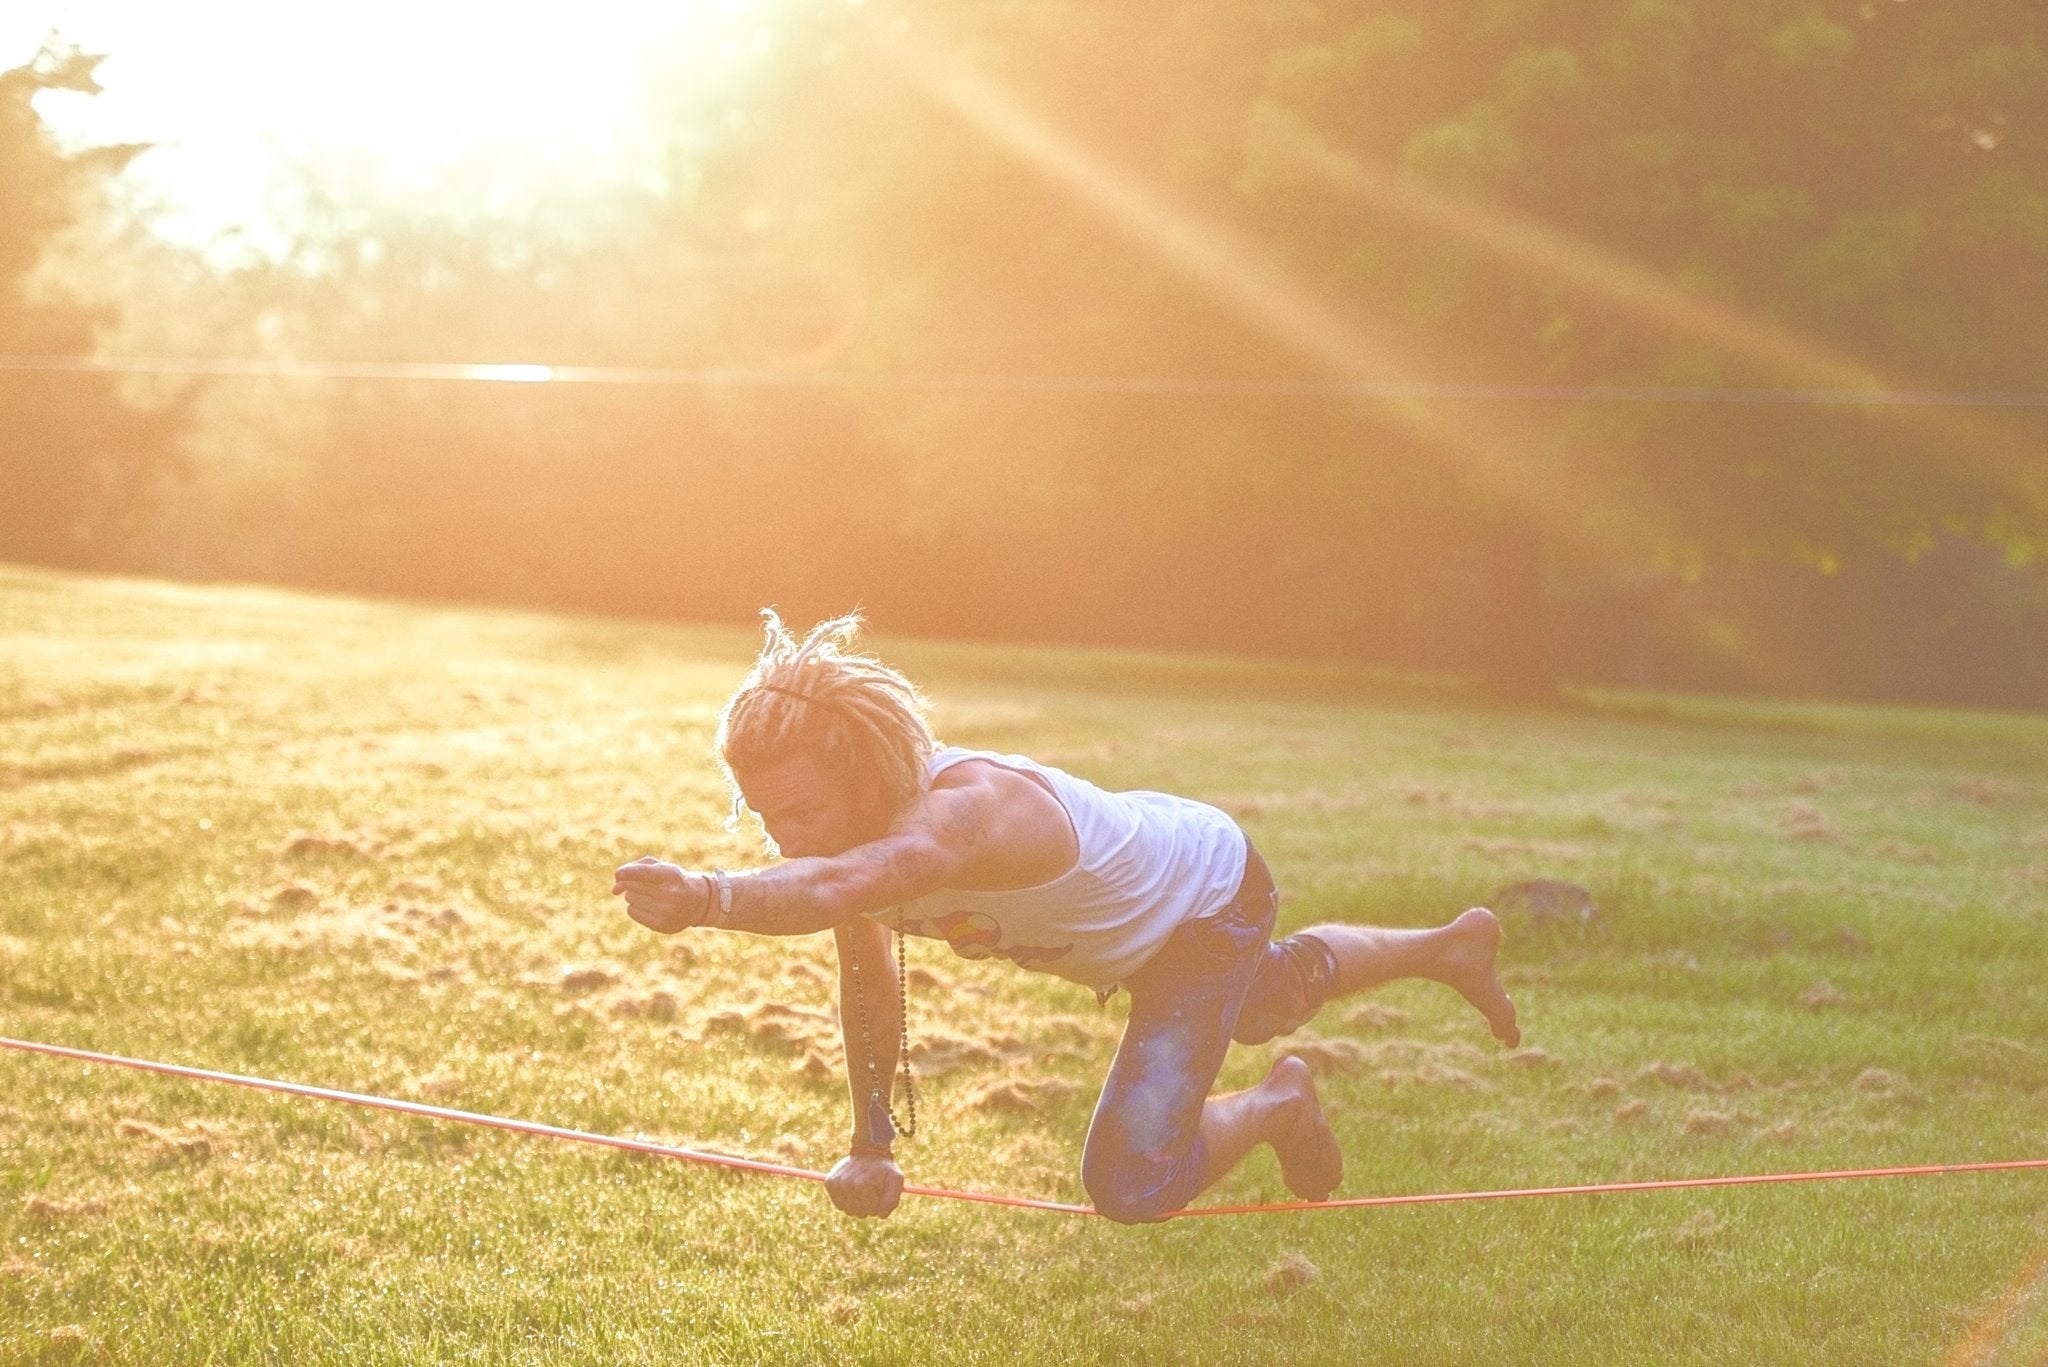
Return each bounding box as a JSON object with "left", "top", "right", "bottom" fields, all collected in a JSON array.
[
  {"left": 0, "top": 46, "right": 185, "bottom": 567},
  {"left": 1242, "top": 0, "right": 2048, "bottom": 567}
]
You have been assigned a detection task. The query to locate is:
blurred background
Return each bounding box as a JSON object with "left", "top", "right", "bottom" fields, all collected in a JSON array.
[{"left": 3, "top": 0, "right": 2045, "bottom": 707}]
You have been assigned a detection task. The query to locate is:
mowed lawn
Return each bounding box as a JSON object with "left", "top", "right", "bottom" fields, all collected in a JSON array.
[{"left": 2, "top": 564, "right": 2046, "bottom": 1365}]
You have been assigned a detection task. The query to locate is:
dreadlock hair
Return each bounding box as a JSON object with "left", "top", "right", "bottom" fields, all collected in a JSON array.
[{"left": 716, "top": 610, "right": 939, "bottom": 845}]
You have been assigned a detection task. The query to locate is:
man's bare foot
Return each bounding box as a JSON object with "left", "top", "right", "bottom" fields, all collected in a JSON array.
[
  {"left": 1268, "top": 1056, "right": 1343, "bottom": 1201},
  {"left": 1440, "top": 907, "right": 1520, "bottom": 1048}
]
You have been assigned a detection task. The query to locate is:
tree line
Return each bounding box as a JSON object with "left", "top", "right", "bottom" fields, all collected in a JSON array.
[{"left": 4, "top": 4, "right": 2045, "bottom": 706}]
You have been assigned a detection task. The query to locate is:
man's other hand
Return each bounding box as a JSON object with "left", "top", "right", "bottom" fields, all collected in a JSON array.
[{"left": 824, "top": 1151, "right": 903, "bottom": 1218}]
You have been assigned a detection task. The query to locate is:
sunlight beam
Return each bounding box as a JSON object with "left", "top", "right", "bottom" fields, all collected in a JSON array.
[
  {"left": 864, "top": 23, "right": 1902, "bottom": 697},
  {"left": 1256, "top": 107, "right": 1885, "bottom": 394},
  {"left": 868, "top": 26, "right": 1604, "bottom": 543},
  {"left": 1254, "top": 109, "right": 2048, "bottom": 515}
]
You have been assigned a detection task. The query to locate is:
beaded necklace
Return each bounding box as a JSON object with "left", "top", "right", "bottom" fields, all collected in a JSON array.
[{"left": 848, "top": 926, "right": 918, "bottom": 1144}]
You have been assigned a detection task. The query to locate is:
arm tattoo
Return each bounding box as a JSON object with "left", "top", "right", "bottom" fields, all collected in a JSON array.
[
  {"left": 934, "top": 796, "right": 995, "bottom": 851},
  {"left": 722, "top": 862, "right": 843, "bottom": 936},
  {"left": 720, "top": 829, "right": 958, "bottom": 936},
  {"left": 885, "top": 841, "right": 945, "bottom": 883}
]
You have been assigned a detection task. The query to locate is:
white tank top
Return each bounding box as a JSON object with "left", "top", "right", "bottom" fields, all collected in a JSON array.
[{"left": 880, "top": 747, "right": 1249, "bottom": 991}]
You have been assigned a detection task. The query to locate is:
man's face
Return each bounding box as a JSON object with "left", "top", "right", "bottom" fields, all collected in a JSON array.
[{"left": 733, "top": 752, "right": 890, "bottom": 859}]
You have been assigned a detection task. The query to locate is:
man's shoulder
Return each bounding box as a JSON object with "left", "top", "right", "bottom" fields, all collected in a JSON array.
[
  {"left": 928, "top": 753, "right": 1059, "bottom": 804},
  {"left": 905, "top": 755, "right": 1075, "bottom": 882},
  {"left": 924, "top": 759, "right": 1020, "bottom": 818}
]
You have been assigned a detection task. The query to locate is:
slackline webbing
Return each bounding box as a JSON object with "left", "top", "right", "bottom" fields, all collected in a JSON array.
[{"left": 6, "top": 1034, "right": 2046, "bottom": 1219}]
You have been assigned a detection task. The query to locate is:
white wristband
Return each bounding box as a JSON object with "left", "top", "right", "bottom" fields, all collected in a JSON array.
[{"left": 712, "top": 869, "right": 734, "bottom": 927}]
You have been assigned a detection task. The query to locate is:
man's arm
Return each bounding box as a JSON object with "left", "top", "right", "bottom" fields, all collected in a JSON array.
[
  {"left": 717, "top": 823, "right": 959, "bottom": 935},
  {"left": 822, "top": 915, "right": 906, "bottom": 1218},
  {"left": 613, "top": 786, "right": 991, "bottom": 936},
  {"left": 834, "top": 914, "right": 903, "bottom": 1140}
]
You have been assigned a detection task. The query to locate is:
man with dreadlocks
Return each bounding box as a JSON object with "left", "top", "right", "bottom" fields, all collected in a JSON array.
[{"left": 612, "top": 613, "right": 1520, "bottom": 1224}]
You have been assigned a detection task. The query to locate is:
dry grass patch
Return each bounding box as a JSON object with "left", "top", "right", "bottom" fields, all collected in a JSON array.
[
  {"left": 1682, "top": 1109, "right": 1736, "bottom": 1136},
  {"left": 1955, "top": 1034, "right": 2040, "bottom": 1063},
  {"left": 1636, "top": 1061, "right": 1716, "bottom": 1091},
  {"left": 1341, "top": 1001, "right": 1411, "bottom": 1031},
  {"left": 1284, "top": 1037, "right": 1374, "bottom": 1074},
  {"left": 608, "top": 989, "right": 681, "bottom": 1021},
  {"left": 1281, "top": 1034, "right": 1492, "bottom": 1083},
  {"left": 272, "top": 880, "right": 323, "bottom": 913},
  {"left": 766, "top": 1133, "right": 814, "bottom": 1163},
  {"left": 1801, "top": 981, "right": 1845, "bottom": 1010},
  {"left": 1952, "top": 777, "right": 2020, "bottom": 806},
  {"left": 1779, "top": 801, "right": 1838, "bottom": 842},
  {"left": 1263, "top": 1250, "right": 1320, "bottom": 1296},
  {"left": 114, "top": 1117, "right": 229, "bottom": 1162},
  {"left": 907, "top": 1029, "right": 1017, "bottom": 1076},
  {"left": 47, "top": 1326, "right": 94, "bottom": 1352},
  {"left": 1671, "top": 1207, "right": 1730, "bottom": 1249},
  {"left": 229, "top": 894, "right": 488, "bottom": 959},
  {"left": 1459, "top": 835, "right": 1590, "bottom": 863},
  {"left": 553, "top": 964, "right": 623, "bottom": 993},
  {"left": 962, "top": 1076, "right": 1082, "bottom": 1116},
  {"left": 698, "top": 1000, "right": 839, "bottom": 1055},
  {"left": 1821, "top": 925, "right": 1869, "bottom": 953},
  {"left": 21, "top": 1194, "right": 108, "bottom": 1221},
  {"left": 1393, "top": 1064, "right": 1485, "bottom": 1090},
  {"left": 278, "top": 828, "right": 388, "bottom": 859},
  {"left": 401, "top": 1073, "right": 464, "bottom": 1101},
  {"left": 787, "top": 1044, "right": 843, "bottom": 1083}
]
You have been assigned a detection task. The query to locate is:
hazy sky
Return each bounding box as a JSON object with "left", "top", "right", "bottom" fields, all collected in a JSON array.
[{"left": 4, "top": 1, "right": 781, "bottom": 250}]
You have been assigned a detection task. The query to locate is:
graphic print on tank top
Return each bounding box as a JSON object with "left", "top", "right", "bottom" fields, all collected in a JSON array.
[{"left": 893, "top": 907, "right": 1072, "bottom": 970}]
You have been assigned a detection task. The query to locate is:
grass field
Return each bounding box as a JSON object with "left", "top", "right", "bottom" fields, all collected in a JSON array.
[{"left": 3, "top": 563, "right": 2047, "bottom": 1364}]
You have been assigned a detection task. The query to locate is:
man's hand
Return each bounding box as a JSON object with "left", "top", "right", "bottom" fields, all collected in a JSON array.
[
  {"left": 612, "top": 857, "right": 708, "bottom": 934},
  {"left": 824, "top": 1151, "right": 903, "bottom": 1218}
]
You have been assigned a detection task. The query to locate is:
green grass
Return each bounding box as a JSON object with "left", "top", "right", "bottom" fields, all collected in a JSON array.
[{"left": 3, "top": 562, "right": 2046, "bottom": 1364}]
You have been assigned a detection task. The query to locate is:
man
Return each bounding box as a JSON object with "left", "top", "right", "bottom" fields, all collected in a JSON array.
[{"left": 613, "top": 613, "right": 1519, "bottom": 1223}]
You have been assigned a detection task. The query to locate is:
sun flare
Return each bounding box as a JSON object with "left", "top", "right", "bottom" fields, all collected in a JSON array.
[{"left": 6, "top": 0, "right": 781, "bottom": 247}]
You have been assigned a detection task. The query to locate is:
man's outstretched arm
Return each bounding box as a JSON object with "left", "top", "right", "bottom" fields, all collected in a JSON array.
[{"left": 611, "top": 788, "right": 988, "bottom": 937}]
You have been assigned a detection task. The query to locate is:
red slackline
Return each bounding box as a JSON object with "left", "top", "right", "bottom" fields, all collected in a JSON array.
[
  {"left": 0, "top": 1035, "right": 1087, "bottom": 1214},
  {"left": 6, "top": 1034, "right": 2045, "bottom": 1219}
]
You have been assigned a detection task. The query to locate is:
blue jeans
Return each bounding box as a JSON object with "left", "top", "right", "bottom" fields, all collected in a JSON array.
[{"left": 1079, "top": 843, "right": 1334, "bottom": 1223}]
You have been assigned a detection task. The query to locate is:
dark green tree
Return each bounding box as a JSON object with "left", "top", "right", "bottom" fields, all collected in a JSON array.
[{"left": 1241, "top": 0, "right": 2048, "bottom": 693}]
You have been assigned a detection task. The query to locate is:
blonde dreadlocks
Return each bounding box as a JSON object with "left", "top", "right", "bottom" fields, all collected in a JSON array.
[{"left": 716, "top": 611, "right": 938, "bottom": 845}]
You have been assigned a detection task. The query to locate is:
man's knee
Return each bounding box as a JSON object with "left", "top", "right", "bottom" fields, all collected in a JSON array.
[
  {"left": 1082, "top": 1166, "right": 1179, "bottom": 1225},
  {"left": 1080, "top": 1137, "right": 1203, "bottom": 1224},
  {"left": 1232, "top": 934, "right": 1338, "bottom": 1046}
]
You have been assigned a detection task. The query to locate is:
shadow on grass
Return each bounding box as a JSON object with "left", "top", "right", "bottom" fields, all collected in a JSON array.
[
  {"left": 0, "top": 748, "right": 174, "bottom": 791},
  {"left": 1567, "top": 686, "right": 2048, "bottom": 770},
  {"left": 886, "top": 635, "right": 1497, "bottom": 713}
]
